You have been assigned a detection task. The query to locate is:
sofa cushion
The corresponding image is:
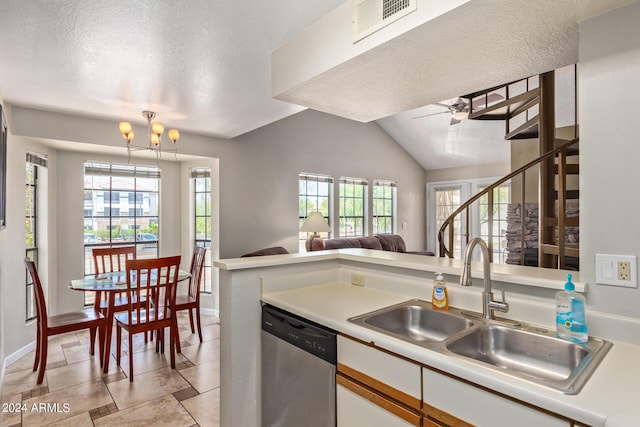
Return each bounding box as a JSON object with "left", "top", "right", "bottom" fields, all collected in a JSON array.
[
  {"left": 241, "top": 246, "right": 289, "bottom": 257},
  {"left": 375, "top": 234, "right": 406, "bottom": 253},
  {"left": 356, "top": 236, "right": 383, "bottom": 250},
  {"left": 323, "top": 238, "right": 362, "bottom": 250}
]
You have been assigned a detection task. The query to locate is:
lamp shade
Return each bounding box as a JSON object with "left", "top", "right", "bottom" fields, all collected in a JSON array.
[{"left": 300, "top": 211, "right": 330, "bottom": 233}]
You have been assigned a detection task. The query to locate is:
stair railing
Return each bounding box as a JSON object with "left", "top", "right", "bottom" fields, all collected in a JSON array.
[{"left": 437, "top": 138, "right": 578, "bottom": 266}]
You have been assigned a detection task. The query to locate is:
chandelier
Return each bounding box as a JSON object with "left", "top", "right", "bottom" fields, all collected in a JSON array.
[{"left": 118, "top": 111, "right": 180, "bottom": 159}]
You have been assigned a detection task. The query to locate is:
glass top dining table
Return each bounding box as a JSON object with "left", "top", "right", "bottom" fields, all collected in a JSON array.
[{"left": 69, "top": 269, "right": 191, "bottom": 373}]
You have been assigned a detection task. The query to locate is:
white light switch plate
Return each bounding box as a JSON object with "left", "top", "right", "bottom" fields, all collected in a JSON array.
[{"left": 595, "top": 254, "right": 638, "bottom": 288}]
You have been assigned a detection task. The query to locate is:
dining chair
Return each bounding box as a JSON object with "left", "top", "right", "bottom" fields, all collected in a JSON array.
[
  {"left": 173, "top": 246, "right": 207, "bottom": 344},
  {"left": 114, "top": 255, "right": 181, "bottom": 381},
  {"left": 91, "top": 246, "right": 137, "bottom": 312},
  {"left": 24, "top": 258, "right": 105, "bottom": 384}
]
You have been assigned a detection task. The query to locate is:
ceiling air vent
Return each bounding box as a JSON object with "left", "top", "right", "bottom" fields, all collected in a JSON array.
[{"left": 352, "top": 0, "right": 417, "bottom": 43}]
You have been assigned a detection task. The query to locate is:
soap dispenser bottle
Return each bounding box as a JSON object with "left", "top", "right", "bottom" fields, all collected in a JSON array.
[
  {"left": 432, "top": 272, "right": 449, "bottom": 310},
  {"left": 555, "top": 273, "right": 588, "bottom": 343}
]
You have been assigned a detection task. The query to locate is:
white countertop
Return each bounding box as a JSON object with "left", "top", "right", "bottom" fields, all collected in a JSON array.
[
  {"left": 262, "top": 281, "right": 640, "bottom": 427},
  {"left": 216, "top": 248, "right": 587, "bottom": 292}
]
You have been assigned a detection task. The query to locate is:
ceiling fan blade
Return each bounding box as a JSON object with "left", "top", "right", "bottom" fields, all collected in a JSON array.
[
  {"left": 449, "top": 117, "right": 461, "bottom": 125},
  {"left": 412, "top": 110, "right": 449, "bottom": 119}
]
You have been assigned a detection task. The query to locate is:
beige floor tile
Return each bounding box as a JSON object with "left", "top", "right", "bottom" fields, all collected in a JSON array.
[
  {"left": 181, "top": 387, "right": 220, "bottom": 427},
  {"left": 62, "top": 342, "right": 100, "bottom": 365},
  {"left": 95, "top": 394, "right": 195, "bottom": 427},
  {"left": 5, "top": 349, "right": 37, "bottom": 374},
  {"left": 179, "top": 359, "right": 220, "bottom": 394},
  {"left": 46, "top": 357, "right": 121, "bottom": 392},
  {"left": 22, "top": 379, "right": 113, "bottom": 426},
  {"left": 181, "top": 323, "right": 220, "bottom": 344},
  {"left": 46, "top": 411, "right": 94, "bottom": 426},
  {"left": 112, "top": 346, "right": 189, "bottom": 377},
  {"left": 1, "top": 368, "right": 47, "bottom": 397},
  {"left": 0, "top": 393, "right": 22, "bottom": 427},
  {"left": 107, "top": 367, "right": 190, "bottom": 410},
  {"left": 179, "top": 338, "right": 220, "bottom": 366}
]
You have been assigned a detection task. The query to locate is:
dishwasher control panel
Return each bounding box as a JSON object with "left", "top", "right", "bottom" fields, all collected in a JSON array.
[{"left": 262, "top": 304, "right": 337, "bottom": 364}]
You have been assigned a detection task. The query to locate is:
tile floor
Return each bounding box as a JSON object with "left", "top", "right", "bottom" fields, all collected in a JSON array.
[{"left": 0, "top": 312, "right": 220, "bottom": 426}]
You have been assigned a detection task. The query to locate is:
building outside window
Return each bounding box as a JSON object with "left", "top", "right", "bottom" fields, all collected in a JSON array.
[
  {"left": 339, "top": 177, "right": 367, "bottom": 237},
  {"left": 299, "top": 173, "right": 332, "bottom": 251},
  {"left": 83, "top": 162, "right": 160, "bottom": 304},
  {"left": 372, "top": 180, "right": 396, "bottom": 234},
  {"left": 192, "top": 168, "right": 212, "bottom": 293}
]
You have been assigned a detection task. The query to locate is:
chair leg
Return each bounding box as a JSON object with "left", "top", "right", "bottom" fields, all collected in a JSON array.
[
  {"left": 170, "top": 320, "right": 176, "bottom": 369},
  {"left": 195, "top": 305, "right": 203, "bottom": 343},
  {"left": 98, "top": 323, "right": 105, "bottom": 368},
  {"left": 188, "top": 308, "right": 195, "bottom": 333},
  {"left": 116, "top": 326, "right": 122, "bottom": 367},
  {"left": 128, "top": 331, "right": 134, "bottom": 382},
  {"left": 36, "top": 335, "right": 47, "bottom": 385},
  {"left": 33, "top": 325, "right": 41, "bottom": 372},
  {"left": 89, "top": 327, "right": 96, "bottom": 355}
]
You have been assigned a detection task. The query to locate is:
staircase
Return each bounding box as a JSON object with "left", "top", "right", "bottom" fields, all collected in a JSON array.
[{"left": 438, "top": 68, "right": 579, "bottom": 270}]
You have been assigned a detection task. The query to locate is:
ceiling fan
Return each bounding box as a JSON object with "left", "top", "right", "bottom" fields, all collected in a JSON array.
[{"left": 412, "top": 93, "right": 504, "bottom": 125}]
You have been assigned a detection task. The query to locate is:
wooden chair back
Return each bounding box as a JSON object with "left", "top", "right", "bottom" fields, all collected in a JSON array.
[
  {"left": 25, "top": 258, "right": 48, "bottom": 329},
  {"left": 188, "top": 246, "right": 207, "bottom": 300},
  {"left": 124, "top": 255, "right": 181, "bottom": 328},
  {"left": 92, "top": 246, "right": 136, "bottom": 274}
]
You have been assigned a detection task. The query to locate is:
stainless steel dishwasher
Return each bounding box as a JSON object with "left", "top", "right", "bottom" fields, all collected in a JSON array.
[{"left": 261, "top": 303, "right": 337, "bottom": 427}]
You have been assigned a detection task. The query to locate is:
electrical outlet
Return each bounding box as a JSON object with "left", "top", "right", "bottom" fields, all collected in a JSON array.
[
  {"left": 351, "top": 273, "right": 366, "bottom": 286},
  {"left": 595, "top": 254, "right": 638, "bottom": 288},
  {"left": 618, "top": 261, "right": 631, "bottom": 281}
]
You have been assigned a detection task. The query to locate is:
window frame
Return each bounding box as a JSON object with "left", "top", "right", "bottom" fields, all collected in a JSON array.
[
  {"left": 299, "top": 173, "right": 333, "bottom": 251},
  {"left": 25, "top": 161, "right": 38, "bottom": 321},
  {"left": 338, "top": 177, "right": 367, "bottom": 238},
  {"left": 372, "top": 180, "right": 397, "bottom": 235},
  {"left": 192, "top": 168, "right": 213, "bottom": 294}
]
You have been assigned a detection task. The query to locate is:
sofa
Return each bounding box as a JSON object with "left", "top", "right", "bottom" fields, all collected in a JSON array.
[{"left": 319, "top": 233, "right": 434, "bottom": 256}]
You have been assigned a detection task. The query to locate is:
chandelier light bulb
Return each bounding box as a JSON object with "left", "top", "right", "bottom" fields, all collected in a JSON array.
[
  {"left": 152, "top": 122, "right": 164, "bottom": 135},
  {"left": 168, "top": 129, "right": 180, "bottom": 142},
  {"left": 151, "top": 134, "right": 160, "bottom": 145},
  {"left": 119, "top": 121, "right": 132, "bottom": 134}
]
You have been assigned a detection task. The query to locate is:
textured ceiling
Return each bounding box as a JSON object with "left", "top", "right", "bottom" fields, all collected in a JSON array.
[
  {"left": 0, "top": 1, "right": 634, "bottom": 171},
  {"left": 0, "top": 0, "right": 344, "bottom": 138}
]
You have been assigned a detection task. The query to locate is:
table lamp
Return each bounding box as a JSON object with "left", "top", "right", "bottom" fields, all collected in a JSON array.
[{"left": 300, "top": 211, "right": 331, "bottom": 251}]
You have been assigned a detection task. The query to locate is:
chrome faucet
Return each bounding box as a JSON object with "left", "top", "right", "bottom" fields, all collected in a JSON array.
[{"left": 460, "top": 238, "right": 509, "bottom": 320}]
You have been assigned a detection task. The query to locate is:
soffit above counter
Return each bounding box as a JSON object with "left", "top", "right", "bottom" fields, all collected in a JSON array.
[{"left": 272, "top": 0, "right": 637, "bottom": 123}]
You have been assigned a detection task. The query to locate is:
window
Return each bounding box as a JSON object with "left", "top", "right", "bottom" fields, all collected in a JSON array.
[
  {"left": 433, "top": 185, "right": 466, "bottom": 259},
  {"left": 372, "top": 180, "right": 396, "bottom": 234},
  {"left": 192, "top": 168, "right": 212, "bottom": 293},
  {"left": 25, "top": 162, "right": 38, "bottom": 321},
  {"left": 83, "top": 162, "right": 160, "bottom": 304},
  {"left": 339, "top": 177, "right": 367, "bottom": 237},
  {"left": 25, "top": 152, "right": 47, "bottom": 321},
  {"left": 428, "top": 178, "right": 511, "bottom": 263},
  {"left": 478, "top": 183, "right": 511, "bottom": 264},
  {"left": 299, "top": 173, "right": 332, "bottom": 250}
]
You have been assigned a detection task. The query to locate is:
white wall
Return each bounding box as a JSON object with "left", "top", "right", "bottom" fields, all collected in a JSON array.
[
  {"left": 579, "top": 2, "right": 640, "bottom": 316},
  {"left": 220, "top": 109, "right": 427, "bottom": 257}
]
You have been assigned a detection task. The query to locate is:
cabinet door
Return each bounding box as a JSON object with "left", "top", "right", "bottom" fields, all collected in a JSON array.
[
  {"left": 337, "top": 335, "right": 421, "bottom": 410},
  {"left": 422, "top": 368, "right": 571, "bottom": 427},
  {"left": 337, "top": 374, "right": 420, "bottom": 427}
]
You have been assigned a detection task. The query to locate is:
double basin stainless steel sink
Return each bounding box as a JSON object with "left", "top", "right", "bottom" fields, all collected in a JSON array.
[{"left": 348, "top": 299, "right": 612, "bottom": 394}]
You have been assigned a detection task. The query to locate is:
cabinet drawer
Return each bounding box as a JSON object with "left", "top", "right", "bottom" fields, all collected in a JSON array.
[
  {"left": 337, "top": 375, "right": 421, "bottom": 427},
  {"left": 337, "top": 334, "right": 421, "bottom": 409},
  {"left": 422, "top": 368, "right": 571, "bottom": 427}
]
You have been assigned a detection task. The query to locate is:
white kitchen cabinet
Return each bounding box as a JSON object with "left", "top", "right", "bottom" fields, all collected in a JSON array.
[
  {"left": 422, "top": 368, "right": 571, "bottom": 427},
  {"left": 337, "top": 334, "right": 422, "bottom": 427},
  {"left": 337, "top": 375, "right": 420, "bottom": 427}
]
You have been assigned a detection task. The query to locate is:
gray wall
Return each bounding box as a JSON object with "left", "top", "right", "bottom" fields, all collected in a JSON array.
[
  {"left": 579, "top": 2, "right": 640, "bottom": 317},
  {"left": 221, "top": 109, "right": 427, "bottom": 258}
]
